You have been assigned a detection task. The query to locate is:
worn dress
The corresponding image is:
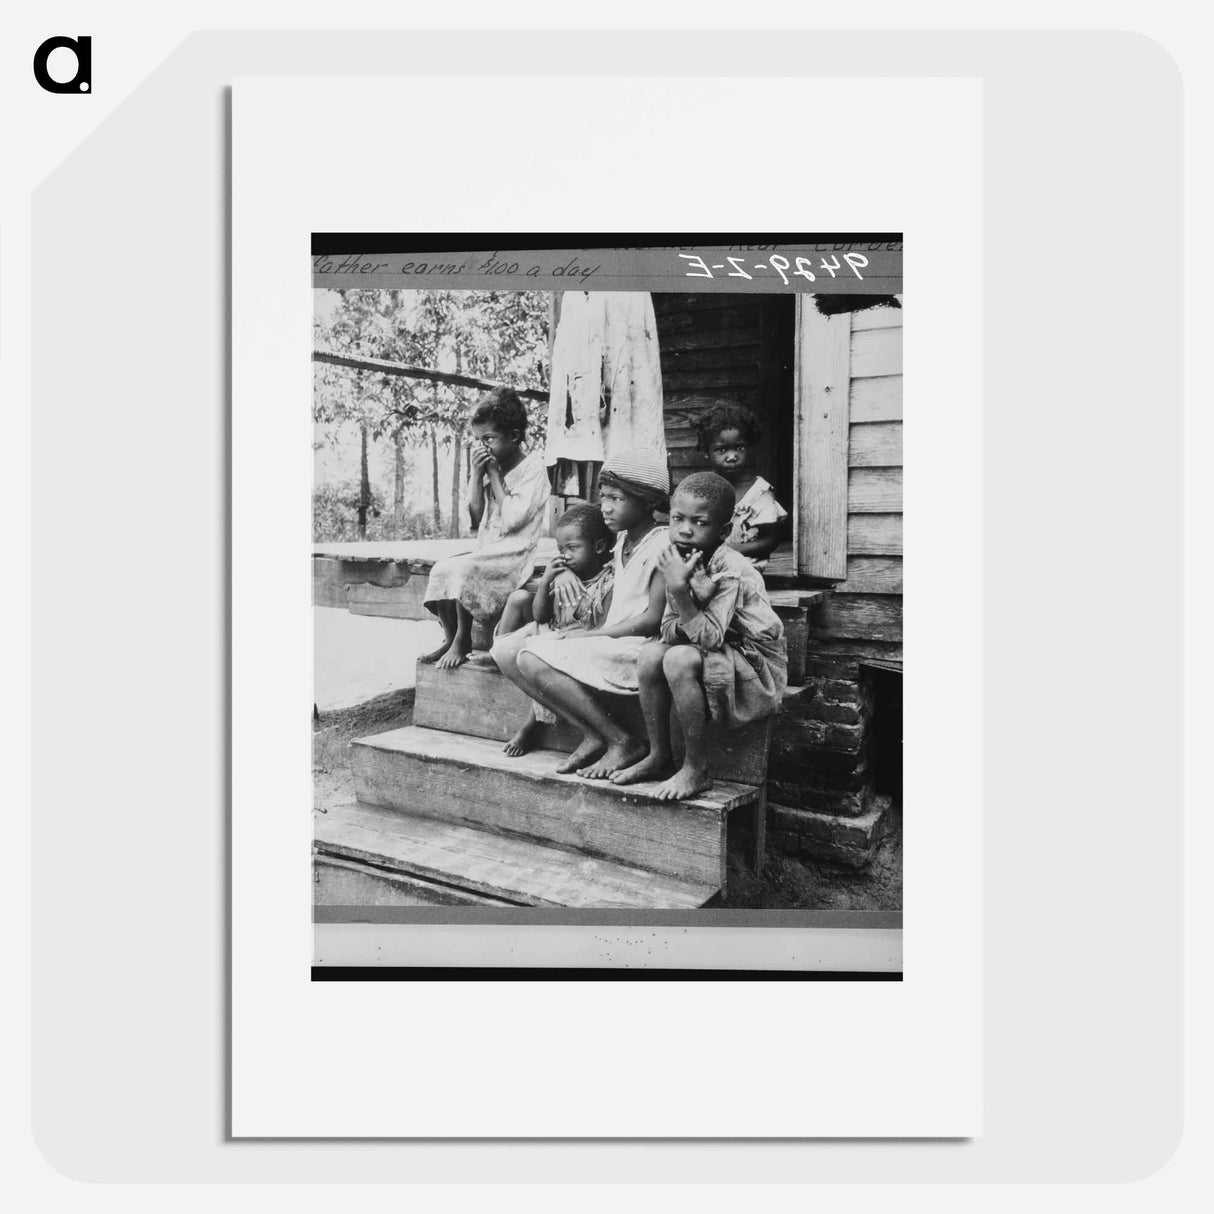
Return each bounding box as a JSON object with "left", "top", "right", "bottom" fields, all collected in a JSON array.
[
  {"left": 489, "top": 565, "right": 614, "bottom": 723},
  {"left": 522, "top": 525, "right": 665, "bottom": 695},
  {"left": 422, "top": 449, "right": 550, "bottom": 619},
  {"left": 545, "top": 292, "right": 667, "bottom": 494},
  {"left": 660, "top": 542, "right": 787, "bottom": 728},
  {"left": 725, "top": 476, "right": 789, "bottom": 572}
]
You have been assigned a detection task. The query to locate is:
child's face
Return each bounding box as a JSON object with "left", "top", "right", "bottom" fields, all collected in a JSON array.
[
  {"left": 554, "top": 524, "right": 606, "bottom": 578},
  {"left": 470, "top": 420, "right": 520, "bottom": 463},
  {"left": 668, "top": 489, "right": 730, "bottom": 558},
  {"left": 597, "top": 482, "right": 648, "bottom": 533},
  {"left": 706, "top": 427, "right": 750, "bottom": 481}
]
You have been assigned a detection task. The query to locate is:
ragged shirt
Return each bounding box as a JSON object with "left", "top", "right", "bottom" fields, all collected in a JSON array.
[{"left": 660, "top": 541, "right": 784, "bottom": 662}]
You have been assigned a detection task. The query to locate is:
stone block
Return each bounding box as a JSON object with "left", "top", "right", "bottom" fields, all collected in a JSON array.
[
  {"left": 805, "top": 700, "right": 864, "bottom": 725},
  {"left": 769, "top": 737, "right": 873, "bottom": 775},
  {"left": 773, "top": 796, "right": 892, "bottom": 868},
  {"left": 804, "top": 655, "right": 861, "bottom": 681}
]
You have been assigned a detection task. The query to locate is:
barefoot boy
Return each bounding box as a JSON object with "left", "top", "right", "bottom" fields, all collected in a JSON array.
[{"left": 612, "top": 471, "right": 787, "bottom": 801}]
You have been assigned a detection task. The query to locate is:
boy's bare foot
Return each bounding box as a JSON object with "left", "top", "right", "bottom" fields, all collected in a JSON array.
[
  {"left": 555, "top": 735, "right": 606, "bottom": 774},
  {"left": 653, "top": 763, "right": 714, "bottom": 801},
  {"left": 610, "top": 751, "right": 675, "bottom": 786},
  {"left": 435, "top": 642, "right": 471, "bottom": 669},
  {"left": 419, "top": 640, "right": 453, "bottom": 664},
  {"left": 579, "top": 739, "right": 648, "bottom": 780},
  {"left": 503, "top": 719, "right": 538, "bottom": 758}
]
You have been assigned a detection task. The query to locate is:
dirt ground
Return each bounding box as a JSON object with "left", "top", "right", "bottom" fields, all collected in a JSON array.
[{"left": 314, "top": 689, "right": 902, "bottom": 912}]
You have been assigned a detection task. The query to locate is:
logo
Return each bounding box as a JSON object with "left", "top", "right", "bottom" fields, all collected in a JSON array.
[{"left": 33, "top": 36, "right": 91, "bottom": 93}]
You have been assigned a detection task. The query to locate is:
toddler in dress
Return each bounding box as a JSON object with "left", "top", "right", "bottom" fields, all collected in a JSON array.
[
  {"left": 696, "top": 403, "right": 788, "bottom": 571},
  {"left": 490, "top": 503, "right": 615, "bottom": 757}
]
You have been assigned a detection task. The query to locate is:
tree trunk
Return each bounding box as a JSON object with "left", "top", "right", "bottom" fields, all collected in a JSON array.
[
  {"left": 393, "top": 429, "right": 405, "bottom": 539},
  {"left": 430, "top": 426, "right": 441, "bottom": 533},
  {"left": 358, "top": 422, "right": 370, "bottom": 539},
  {"left": 448, "top": 345, "right": 465, "bottom": 537},
  {"left": 449, "top": 431, "right": 463, "bottom": 537},
  {"left": 430, "top": 340, "right": 442, "bottom": 534}
]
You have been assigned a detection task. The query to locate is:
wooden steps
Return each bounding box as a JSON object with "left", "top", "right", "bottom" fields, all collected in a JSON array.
[
  {"left": 315, "top": 801, "right": 717, "bottom": 908},
  {"left": 313, "top": 538, "right": 794, "bottom": 909},
  {"left": 767, "top": 588, "right": 827, "bottom": 684},
  {"left": 413, "top": 659, "right": 582, "bottom": 752},
  {"left": 351, "top": 726, "right": 758, "bottom": 888},
  {"left": 314, "top": 852, "right": 515, "bottom": 906},
  {"left": 413, "top": 660, "right": 772, "bottom": 786}
]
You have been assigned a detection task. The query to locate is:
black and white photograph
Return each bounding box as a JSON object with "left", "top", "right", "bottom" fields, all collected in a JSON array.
[{"left": 311, "top": 240, "right": 904, "bottom": 930}]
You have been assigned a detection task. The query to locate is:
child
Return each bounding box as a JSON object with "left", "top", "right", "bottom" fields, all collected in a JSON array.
[
  {"left": 490, "top": 502, "right": 615, "bottom": 757},
  {"left": 696, "top": 403, "right": 789, "bottom": 571},
  {"left": 511, "top": 449, "right": 670, "bottom": 778},
  {"left": 612, "top": 471, "right": 787, "bottom": 801},
  {"left": 420, "top": 387, "right": 550, "bottom": 669}
]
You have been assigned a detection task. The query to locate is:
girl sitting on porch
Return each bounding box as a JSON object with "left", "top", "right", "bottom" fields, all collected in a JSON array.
[
  {"left": 696, "top": 403, "right": 788, "bottom": 571},
  {"left": 489, "top": 502, "right": 615, "bottom": 758},
  {"left": 421, "top": 387, "right": 550, "bottom": 669},
  {"left": 509, "top": 449, "right": 670, "bottom": 778}
]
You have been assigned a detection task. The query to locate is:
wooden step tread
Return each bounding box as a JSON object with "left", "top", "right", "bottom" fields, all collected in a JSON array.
[
  {"left": 315, "top": 801, "right": 717, "bottom": 909},
  {"left": 767, "top": 588, "right": 828, "bottom": 610},
  {"left": 353, "top": 726, "right": 760, "bottom": 812},
  {"left": 413, "top": 660, "right": 774, "bottom": 787}
]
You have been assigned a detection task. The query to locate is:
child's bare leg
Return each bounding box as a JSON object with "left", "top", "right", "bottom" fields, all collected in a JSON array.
[
  {"left": 504, "top": 705, "right": 540, "bottom": 757},
  {"left": 420, "top": 601, "right": 457, "bottom": 663},
  {"left": 498, "top": 588, "right": 533, "bottom": 634},
  {"left": 612, "top": 642, "right": 678, "bottom": 785},
  {"left": 469, "top": 589, "right": 532, "bottom": 665},
  {"left": 492, "top": 635, "right": 570, "bottom": 730},
  {"left": 654, "top": 647, "right": 714, "bottom": 800},
  {"left": 516, "top": 652, "right": 645, "bottom": 776},
  {"left": 436, "top": 602, "right": 474, "bottom": 669}
]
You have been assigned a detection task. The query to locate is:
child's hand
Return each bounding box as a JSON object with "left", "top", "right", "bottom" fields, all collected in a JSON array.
[
  {"left": 689, "top": 567, "right": 717, "bottom": 604},
  {"left": 551, "top": 569, "right": 583, "bottom": 613},
  {"left": 658, "top": 544, "right": 701, "bottom": 593},
  {"left": 470, "top": 444, "right": 494, "bottom": 471}
]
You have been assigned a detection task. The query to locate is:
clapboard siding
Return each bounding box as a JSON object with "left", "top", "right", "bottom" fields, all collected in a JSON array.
[
  {"left": 850, "top": 375, "right": 902, "bottom": 422},
  {"left": 836, "top": 555, "right": 903, "bottom": 595},
  {"left": 848, "top": 467, "right": 902, "bottom": 513},
  {"left": 849, "top": 421, "right": 903, "bottom": 468},
  {"left": 850, "top": 326, "right": 903, "bottom": 378},
  {"left": 849, "top": 303, "right": 903, "bottom": 331},
  {"left": 838, "top": 312, "right": 902, "bottom": 656},
  {"left": 813, "top": 594, "right": 903, "bottom": 642},
  {"left": 847, "top": 513, "right": 903, "bottom": 555}
]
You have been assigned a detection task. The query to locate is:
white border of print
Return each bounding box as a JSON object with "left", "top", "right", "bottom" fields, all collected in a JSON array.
[{"left": 233, "top": 75, "right": 981, "bottom": 1138}]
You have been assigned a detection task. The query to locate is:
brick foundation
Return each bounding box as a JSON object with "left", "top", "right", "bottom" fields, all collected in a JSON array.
[{"left": 769, "top": 653, "right": 896, "bottom": 866}]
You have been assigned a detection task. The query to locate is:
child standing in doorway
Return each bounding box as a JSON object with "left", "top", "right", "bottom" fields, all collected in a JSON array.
[
  {"left": 696, "top": 403, "right": 788, "bottom": 571},
  {"left": 509, "top": 449, "right": 670, "bottom": 778},
  {"left": 421, "top": 387, "right": 550, "bottom": 669},
  {"left": 612, "top": 471, "right": 787, "bottom": 801},
  {"left": 489, "top": 502, "right": 615, "bottom": 757}
]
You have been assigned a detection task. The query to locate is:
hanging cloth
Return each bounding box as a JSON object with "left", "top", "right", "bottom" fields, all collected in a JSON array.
[
  {"left": 544, "top": 291, "right": 668, "bottom": 480},
  {"left": 601, "top": 292, "right": 667, "bottom": 463}
]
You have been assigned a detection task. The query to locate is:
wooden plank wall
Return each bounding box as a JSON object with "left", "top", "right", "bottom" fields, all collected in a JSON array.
[
  {"left": 813, "top": 302, "right": 903, "bottom": 659},
  {"left": 651, "top": 294, "right": 793, "bottom": 502}
]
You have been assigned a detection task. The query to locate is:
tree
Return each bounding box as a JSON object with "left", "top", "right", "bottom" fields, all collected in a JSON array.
[{"left": 313, "top": 287, "right": 551, "bottom": 542}]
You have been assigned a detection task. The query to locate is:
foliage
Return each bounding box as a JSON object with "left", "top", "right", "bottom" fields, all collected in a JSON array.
[
  {"left": 312, "top": 479, "right": 438, "bottom": 543},
  {"left": 312, "top": 288, "right": 550, "bottom": 454}
]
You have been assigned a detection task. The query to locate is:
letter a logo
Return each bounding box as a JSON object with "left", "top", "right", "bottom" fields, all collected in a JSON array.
[{"left": 33, "top": 36, "right": 92, "bottom": 94}]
